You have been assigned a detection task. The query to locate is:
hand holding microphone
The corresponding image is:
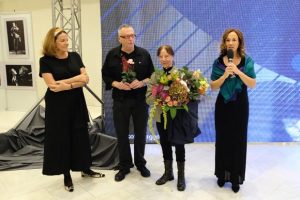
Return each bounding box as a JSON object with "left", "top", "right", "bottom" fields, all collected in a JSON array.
[{"left": 227, "top": 49, "right": 236, "bottom": 78}]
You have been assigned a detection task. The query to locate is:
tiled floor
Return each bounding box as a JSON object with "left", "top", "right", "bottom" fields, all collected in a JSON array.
[{"left": 1, "top": 108, "right": 300, "bottom": 200}]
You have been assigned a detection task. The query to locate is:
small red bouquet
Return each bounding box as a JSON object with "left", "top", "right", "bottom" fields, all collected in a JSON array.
[{"left": 121, "top": 57, "right": 136, "bottom": 83}]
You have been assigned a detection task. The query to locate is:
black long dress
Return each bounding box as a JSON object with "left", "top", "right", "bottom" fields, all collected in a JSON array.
[
  {"left": 39, "top": 52, "right": 91, "bottom": 175},
  {"left": 214, "top": 57, "right": 248, "bottom": 185}
]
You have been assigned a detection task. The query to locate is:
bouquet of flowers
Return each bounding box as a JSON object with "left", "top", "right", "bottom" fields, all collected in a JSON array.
[
  {"left": 121, "top": 57, "right": 136, "bottom": 83},
  {"left": 146, "top": 66, "right": 209, "bottom": 143}
]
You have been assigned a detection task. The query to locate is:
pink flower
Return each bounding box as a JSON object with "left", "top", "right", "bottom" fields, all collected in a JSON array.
[
  {"left": 122, "top": 58, "right": 134, "bottom": 73},
  {"left": 165, "top": 96, "right": 171, "bottom": 102},
  {"left": 127, "top": 59, "right": 135, "bottom": 65},
  {"left": 160, "top": 91, "right": 168, "bottom": 100},
  {"left": 173, "top": 100, "right": 178, "bottom": 106},
  {"left": 167, "top": 101, "right": 173, "bottom": 107},
  {"left": 152, "top": 84, "right": 163, "bottom": 97}
]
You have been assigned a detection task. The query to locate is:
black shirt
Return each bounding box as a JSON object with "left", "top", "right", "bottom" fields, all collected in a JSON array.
[
  {"left": 39, "top": 52, "right": 84, "bottom": 80},
  {"left": 102, "top": 45, "right": 154, "bottom": 100},
  {"left": 218, "top": 55, "right": 245, "bottom": 69},
  {"left": 163, "top": 66, "right": 173, "bottom": 74}
]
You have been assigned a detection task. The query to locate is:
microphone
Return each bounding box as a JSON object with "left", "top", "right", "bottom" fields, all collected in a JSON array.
[
  {"left": 227, "top": 49, "right": 234, "bottom": 63},
  {"left": 227, "top": 49, "right": 235, "bottom": 78}
]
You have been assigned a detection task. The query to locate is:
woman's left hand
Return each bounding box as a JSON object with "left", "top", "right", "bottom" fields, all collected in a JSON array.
[
  {"left": 49, "top": 80, "right": 70, "bottom": 92},
  {"left": 227, "top": 62, "right": 240, "bottom": 76}
]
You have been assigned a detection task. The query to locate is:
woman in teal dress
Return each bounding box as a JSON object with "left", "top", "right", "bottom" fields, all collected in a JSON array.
[{"left": 210, "top": 28, "right": 256, "bottom": 193}]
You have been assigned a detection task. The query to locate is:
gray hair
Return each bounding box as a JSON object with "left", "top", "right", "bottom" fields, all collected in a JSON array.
[{"left": 118, "top": 24, "right": 134, "bottom": 36}]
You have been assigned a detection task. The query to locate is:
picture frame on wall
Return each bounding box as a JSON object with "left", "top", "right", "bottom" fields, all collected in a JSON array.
[
  {"left": 4, "top": 64, "right": 34, "bottom": 89},
  {"left": 3, "top": 17, "right": 29, "bottom": 59}
]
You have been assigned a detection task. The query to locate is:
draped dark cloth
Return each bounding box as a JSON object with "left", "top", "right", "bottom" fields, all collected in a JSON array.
[{"left": 0, "top": 105, "right": 119, "bottom": 171}]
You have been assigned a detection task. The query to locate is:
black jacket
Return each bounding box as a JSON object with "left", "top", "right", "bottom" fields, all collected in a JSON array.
[
  {"left": 102, "top": 45, "right": 154, "bottom": 100},
  {"left": 166, "top": 101, "right": 201, "bottom": 145}
]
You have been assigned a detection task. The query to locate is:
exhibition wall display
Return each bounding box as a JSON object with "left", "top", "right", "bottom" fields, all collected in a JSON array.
[{"left": 0, "top": 12, "right": 37, "bottom": 110}]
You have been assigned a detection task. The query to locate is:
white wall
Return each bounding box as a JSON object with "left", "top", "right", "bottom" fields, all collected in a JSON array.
[
  {"left": 0, "top": 0, "right": 103, "bottom": 111},
  {"left": 0, "top": 90, "right": 5, "bottom": 110}
]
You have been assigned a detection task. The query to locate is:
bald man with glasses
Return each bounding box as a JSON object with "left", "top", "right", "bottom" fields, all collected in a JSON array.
[{"left": 102, "top": 24, "right": 154, "bottom": 182}]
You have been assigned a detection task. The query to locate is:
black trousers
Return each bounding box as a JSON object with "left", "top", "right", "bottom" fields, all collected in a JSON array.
[
  {"left": 113, "top": 98, "right": 148, "bottom": 170},
  {"left": 156, "top": 121, "right": 185, "bottom": 162}
]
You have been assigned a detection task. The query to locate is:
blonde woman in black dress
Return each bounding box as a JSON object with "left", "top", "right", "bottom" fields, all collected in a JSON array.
[{"left": 39, "top": 27, "right": 104, "bottom": 192}]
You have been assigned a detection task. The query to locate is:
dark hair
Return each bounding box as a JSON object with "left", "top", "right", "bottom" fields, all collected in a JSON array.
[
  {"left": 157, "top": 45, "right": 174, "bottom": 57},
  {"left": 220, "top": 28, "right": 245, "bottom": 57}
]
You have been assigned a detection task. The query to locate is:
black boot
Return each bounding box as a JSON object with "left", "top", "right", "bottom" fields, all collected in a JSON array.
[
  {"left": 156, "top": 160, "right": 174, "bottom": 185},
  {"left": 177, "top": 161, "right": 186, "bottom": 191},
  {"left": 232, "top": 184, "right": 240, "bottom": 193},
  {"left": 231, "top": 176, "right": 240, "bottom": 193},
  {"left": 217, "top": 178, "right": 225, "bottom": 187}
]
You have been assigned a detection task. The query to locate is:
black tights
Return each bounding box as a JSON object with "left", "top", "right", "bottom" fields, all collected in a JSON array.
[{"left": 156, "top": 122, "right": 185, "bottom": 162}]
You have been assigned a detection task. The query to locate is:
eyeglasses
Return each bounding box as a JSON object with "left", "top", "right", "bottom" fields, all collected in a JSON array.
[{"left": 119, "top": 34, "right": 136, "bottom": 39}]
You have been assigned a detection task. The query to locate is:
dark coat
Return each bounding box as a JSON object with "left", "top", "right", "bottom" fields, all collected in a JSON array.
[{"left": 166, "top": 100, "right": 201, "bottom": 145}]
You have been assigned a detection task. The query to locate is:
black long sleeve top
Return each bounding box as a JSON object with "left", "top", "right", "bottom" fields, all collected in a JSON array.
[{"left": 102, "top": 45, "right": 154, "bottom": 100}]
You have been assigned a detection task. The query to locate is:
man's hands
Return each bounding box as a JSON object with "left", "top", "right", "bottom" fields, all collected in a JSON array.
[
  {"left": 129, "top": 79, "right": 144, "bottom": 89},
  {"left": 112, "top": 79, "right": 145, "bottom": 90},
  {"left": 112, "top": 81, "right": 131, "bottom": 90}
]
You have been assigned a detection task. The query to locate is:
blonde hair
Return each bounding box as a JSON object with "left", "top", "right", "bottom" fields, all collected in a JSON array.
[
  {"left": 42, "top": 27, "right": 66, "bottom": 56},
  {"left": 220, "top": 28, "right": 245, "bottom": 57}
]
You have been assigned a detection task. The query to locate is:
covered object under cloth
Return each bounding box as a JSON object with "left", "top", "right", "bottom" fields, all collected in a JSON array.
[{"left": 0, "top": 104, "right": 119, "bottom": 171}]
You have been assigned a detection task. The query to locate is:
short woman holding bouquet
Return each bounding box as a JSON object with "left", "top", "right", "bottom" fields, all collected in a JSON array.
[
  {"left": 147, "top": 45, "right": 201, "bottom": 191},
  {"left": 210, "top": 28, "right": 256, "bottom": 193}
]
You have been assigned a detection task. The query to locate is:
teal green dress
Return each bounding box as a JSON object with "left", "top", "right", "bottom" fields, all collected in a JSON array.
[{"left": 211, "top": 55, "right": 256, "bottom": 184}]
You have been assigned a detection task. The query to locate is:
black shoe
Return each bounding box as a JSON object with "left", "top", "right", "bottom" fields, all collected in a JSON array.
[
  {"left": 64, "top": 174, "right": 74, "bottom": 192},
  {"left": 137, "top": 166, "right": 150, "bottom": 177},
  {"left": 113, "top": 164, "right": 134, "bottom": 171},
  {"left": 232, "top": 184, "right": 240, "bottom": 193},
  {"left": 81, "top": 169, "right": 105, "bottom": 178},
  {"left": 217, "top": 179, "right": 225, "bottom": 187},
  {"left": 64, "top": 184, "right": 74, "bottom": 192},
  {"left": 114, "top": 169, "right": 130, "bottom": 182}
]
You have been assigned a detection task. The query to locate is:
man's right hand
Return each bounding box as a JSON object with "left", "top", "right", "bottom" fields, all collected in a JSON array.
[{"left": 112, "top": 81, "right": 131, "bottom": 90}]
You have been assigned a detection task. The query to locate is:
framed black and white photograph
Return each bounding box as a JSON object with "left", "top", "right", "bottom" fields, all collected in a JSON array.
[
  {"left": 5, "top": 64, "right": 33, "bottom": 88},
  {"left": 2, "top": 17, "right": 29, "bottom": 59}
]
